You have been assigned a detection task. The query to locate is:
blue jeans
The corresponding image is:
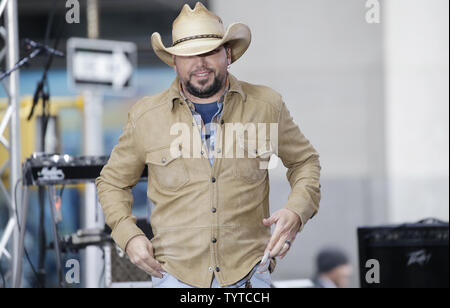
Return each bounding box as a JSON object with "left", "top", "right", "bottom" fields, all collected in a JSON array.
[{"left": 152, "top": 264, "right": 271, "bottom": 288}]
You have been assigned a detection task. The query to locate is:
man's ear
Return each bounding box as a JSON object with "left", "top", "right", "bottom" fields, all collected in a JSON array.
[
  {"left": 173, "top": 55, "right": 178, "bottom": 73},
  {"left": 226, "top": 47, "right": 232, "bottom": 65}
]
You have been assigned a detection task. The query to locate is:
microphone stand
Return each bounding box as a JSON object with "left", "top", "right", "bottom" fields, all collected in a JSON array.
[
  {"left": 1, "top": 38, "right": 65, "bottom": 288},
  {"left": 0, "top": 39, "right": 64, "bottom": 82},
  {"left": 0, "top": 47, "right": 42, "bottom": 81},
  {"left": 31, "top": 38, "right": 65, "bottom": 288},
  {"left": 29, "top": 40, "right": 63, "bottom": 288}
]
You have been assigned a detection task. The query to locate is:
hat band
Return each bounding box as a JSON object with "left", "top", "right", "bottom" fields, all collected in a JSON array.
[{"left": 172, "top": 34, "right": 223, "bottom": 46}]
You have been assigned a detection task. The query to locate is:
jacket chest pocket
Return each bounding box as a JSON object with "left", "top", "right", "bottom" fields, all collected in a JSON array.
[
  {"left": 146, "top": 147, "right": 189, "bottom": 191},
  {"left": 234, "top": 139, "right": 273, "bottom": 184}
]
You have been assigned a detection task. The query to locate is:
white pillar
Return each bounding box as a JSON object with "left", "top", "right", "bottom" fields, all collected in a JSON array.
[
  {"left": 81, "top": 0, "right": 104, "bottom": 288},
  {"left": 81, "top": 91, "right": 105, "bottom": 288},
  {"left": 383, "top": 0, "right": 449, "bottom": 222}
]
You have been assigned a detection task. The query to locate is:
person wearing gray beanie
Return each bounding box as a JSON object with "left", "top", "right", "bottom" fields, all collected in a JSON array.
[{"left": 312, "top": 247, "right": 353, "bottom": 288}]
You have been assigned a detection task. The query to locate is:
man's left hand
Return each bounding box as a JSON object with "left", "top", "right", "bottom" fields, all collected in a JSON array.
[{"left": 262, "top": 208, "right": 302, "bottom": 259}]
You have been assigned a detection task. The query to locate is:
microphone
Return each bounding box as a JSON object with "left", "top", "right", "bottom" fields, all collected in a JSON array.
[{"left": 23, "top": 38, "right": 65, "bottom": 57}]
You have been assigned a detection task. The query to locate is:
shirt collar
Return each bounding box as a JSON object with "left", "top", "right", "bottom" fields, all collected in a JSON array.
[
  {"left": 227, "top": 73, "right": 247, "bottom": 101},
  {"left": 168, "top": 73, "right": 247, "bottom": 111}
]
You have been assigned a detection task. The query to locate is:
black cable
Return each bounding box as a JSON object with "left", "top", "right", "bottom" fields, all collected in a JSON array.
[
  {"left": 98, "top": 249, "right": 105, "bottom": 287},
  {"left": 59, "top": 185, "right": 65, "bottom": 199},
  {"left": 56, "top": 185, "right": 65, "bottom": 248},
  {"left": 37, "top": 187, "right": 46, "bottom": 284},
  {"left": 56, "top": 184, "right": 67, "bottom": 288},
  {"left": 28, "top": 0, "right": 65, "bottom": 125},
  {"left": 56, "top": 185, "right": 65, "bottom": 236},
  {"left": 0, "top": 259, "right": 5, "bottom": 288},
  {"left": 14, "top": 178, "right": 43, "bottom": 288},
  {"left": 43, "top": 0, "right": 56, "bottom": 48}
]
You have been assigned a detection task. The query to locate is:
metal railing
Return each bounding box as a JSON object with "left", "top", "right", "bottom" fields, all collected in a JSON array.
[{"left": 0, "top": 0, "right": 22, "bottom": 288}]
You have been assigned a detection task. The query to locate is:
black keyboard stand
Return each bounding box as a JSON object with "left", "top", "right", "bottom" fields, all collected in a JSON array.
[{"left": 14, "top": 152, "right": 147, "bottom": 288}]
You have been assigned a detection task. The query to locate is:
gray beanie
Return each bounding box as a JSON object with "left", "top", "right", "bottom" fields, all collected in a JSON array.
[{"left": 316, "top": 247, "right": 349, "bottom": 274}]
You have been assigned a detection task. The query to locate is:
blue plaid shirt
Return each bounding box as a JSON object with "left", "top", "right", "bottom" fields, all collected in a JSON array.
[{"left": 180, "top": 85, "right": 228, "bottom": 166}]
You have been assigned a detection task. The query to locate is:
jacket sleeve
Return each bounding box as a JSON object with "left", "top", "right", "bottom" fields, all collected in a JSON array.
[
  {"left": 277, "top": 100, "right": 321, "bottom": 232},
  {"left": 95, "top": 112, "right": 146, "bottom": 251}
]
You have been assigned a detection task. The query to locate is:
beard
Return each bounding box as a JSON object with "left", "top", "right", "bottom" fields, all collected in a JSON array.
[{"left": 184, "top": 69, "right": 226, "bottom": 99}]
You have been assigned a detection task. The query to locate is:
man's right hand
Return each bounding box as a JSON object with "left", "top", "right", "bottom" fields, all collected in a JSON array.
[{"left": 125, "top": 235, "right": 165, "bottom": 278}]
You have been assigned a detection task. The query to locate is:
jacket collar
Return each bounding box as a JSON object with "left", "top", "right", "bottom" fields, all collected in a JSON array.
[{"left": 168, "top": 72, "right": 246, "bottom": 110}]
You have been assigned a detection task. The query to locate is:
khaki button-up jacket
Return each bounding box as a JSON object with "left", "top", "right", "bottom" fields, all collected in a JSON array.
[{"left": 95, "top": 73, "right": 321, "bottom": 288}]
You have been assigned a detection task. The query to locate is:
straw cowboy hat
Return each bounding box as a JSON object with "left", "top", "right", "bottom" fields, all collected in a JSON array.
[{"left": 151, "top": 2, "right": 251, "bottom": 66}]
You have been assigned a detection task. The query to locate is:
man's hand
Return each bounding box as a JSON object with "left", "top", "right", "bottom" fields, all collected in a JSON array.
[
  {"left": 262, "top": 208, "right": 302, "bottom": 259},
  {"left": 126, "top": 235, "right": 165, "bottom": 278}
]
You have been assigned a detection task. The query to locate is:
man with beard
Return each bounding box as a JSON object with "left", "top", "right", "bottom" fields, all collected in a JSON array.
[{"left": 96, "top": 2, "right": 321, "bottom": 288}]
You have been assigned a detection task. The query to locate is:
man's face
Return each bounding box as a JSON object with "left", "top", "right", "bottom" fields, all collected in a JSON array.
[{"left": 174, "top": 46, "right": 231, "bottom": 99}]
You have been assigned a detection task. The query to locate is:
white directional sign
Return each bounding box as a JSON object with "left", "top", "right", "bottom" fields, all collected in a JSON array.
[{"left": 67, "top": 38, "right": 137, "bottom": 94}]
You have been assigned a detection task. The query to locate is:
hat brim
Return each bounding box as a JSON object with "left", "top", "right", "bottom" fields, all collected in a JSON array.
[{"left": 151, "top": 22, "right": 251, "bottom": 67}]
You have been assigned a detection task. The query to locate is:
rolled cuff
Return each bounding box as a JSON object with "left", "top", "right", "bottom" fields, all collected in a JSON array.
[
  {"left": 284, "top": 197, "right": 318, "bottom": 233},
  {"left": 111, "top": 217, "right": 145, "bottom": 251}
]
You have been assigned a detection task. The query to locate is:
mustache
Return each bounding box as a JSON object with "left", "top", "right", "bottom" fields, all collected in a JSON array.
[{"left": 189, "top": 68, "right": 214, "bottom": 77}]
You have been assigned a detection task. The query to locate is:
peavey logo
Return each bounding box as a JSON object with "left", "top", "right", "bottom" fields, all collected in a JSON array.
[
  {"left": 407, "top": 249, "right": 432, "bottom": 267},
  {"left": 38, "top": 167, "right": 65, "bottom": 181}
]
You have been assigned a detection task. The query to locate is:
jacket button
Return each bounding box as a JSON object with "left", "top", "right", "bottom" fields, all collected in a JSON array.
[
  {"left": 211, "top": 208, "right": 217, "bottom": 213},
  {"left": 211, "top": 237, "right": 217, "bottom": 243},
  {"left": 215, "top": 267, "right": 220, "bottom": 272},
  {"left": 211, "top": 177, "right": 216, "bottom": 183},
  {"left": 161, "top": 158, "right": 166, "bottom": 163},
  {"left": 220, "top": 119, "right": 225, "bottom": 125}
]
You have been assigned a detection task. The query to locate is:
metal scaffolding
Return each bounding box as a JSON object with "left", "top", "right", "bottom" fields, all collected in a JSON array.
[{"left": 0, "top": 0, "right": 21, "bottom": 287}]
